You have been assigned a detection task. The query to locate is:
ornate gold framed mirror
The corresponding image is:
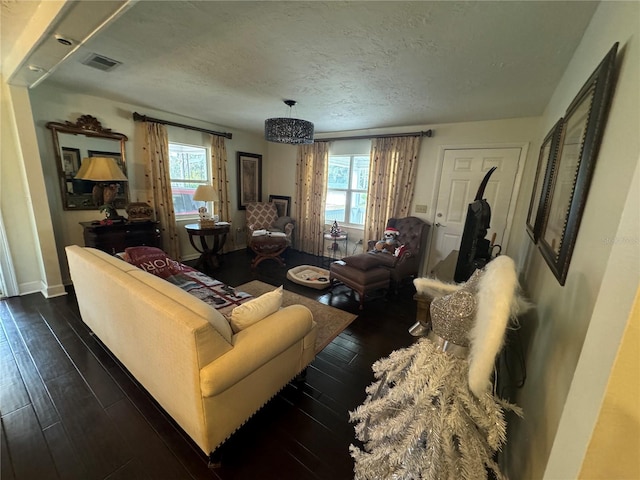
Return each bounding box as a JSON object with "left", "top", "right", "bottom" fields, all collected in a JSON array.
[{"left": 46, "top": 115, "right": 129, "bottom": 211}]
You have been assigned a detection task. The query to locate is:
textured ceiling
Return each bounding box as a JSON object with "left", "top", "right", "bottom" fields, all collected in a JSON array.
[
  {"left": 0, "top": 0, "right": 41, "bottom": 62},
  {"left": 11, "top": 1, "right": 599, "bottom": 135}
]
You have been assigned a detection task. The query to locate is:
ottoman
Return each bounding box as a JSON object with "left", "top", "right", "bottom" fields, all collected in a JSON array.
[
  {"left": 249, "top": 234, "right": 288, "bottom": 268},
  {"left": 330, "top": 260, "right": 390, "bottom": 310}
]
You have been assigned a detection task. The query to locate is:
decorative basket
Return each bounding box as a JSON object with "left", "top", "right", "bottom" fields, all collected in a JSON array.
[
  {"left": 199, "top": 219, "right": 217, "bottom": 228},
  {"left": 125, "top": 202, "right": 154, "bottom": 222}
]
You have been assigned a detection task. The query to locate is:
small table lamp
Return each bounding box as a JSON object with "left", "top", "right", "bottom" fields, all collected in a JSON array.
[
  {"left": 75, "top": 157, "right": 128, "bottom": 221},
  {"left": 193, "top": 185, "right": 219, "bottom": 225}
]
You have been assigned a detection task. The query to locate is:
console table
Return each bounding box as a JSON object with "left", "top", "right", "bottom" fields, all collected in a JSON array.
[
  {"left": 185, "top": 223, "right": 230, "bottom": 271},
  {"left": 80, "top": 221, "right": 161, "bottom": 255}
]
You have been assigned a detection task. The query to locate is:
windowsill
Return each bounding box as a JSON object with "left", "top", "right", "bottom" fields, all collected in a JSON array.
[
  {"left": 325, "top": 224, "right": 364, "bottom": 231},
  {"left": 176, "top": 216, "right": 200, "bottom": 223}
]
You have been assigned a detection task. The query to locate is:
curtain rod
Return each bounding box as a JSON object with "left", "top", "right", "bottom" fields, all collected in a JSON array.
[
  {"left": 314, "top": 129, "right": 432, "bottom": 142},
  {"left": 132, "top": 112, "right": 233, "bottom": 139}
]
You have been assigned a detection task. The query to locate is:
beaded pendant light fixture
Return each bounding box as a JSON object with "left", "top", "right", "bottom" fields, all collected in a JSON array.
[{"left": 264, "top": 99, "right": 314, "bottom": 144}]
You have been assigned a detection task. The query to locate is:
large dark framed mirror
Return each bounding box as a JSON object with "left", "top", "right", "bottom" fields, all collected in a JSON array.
[
  {"left": 537, "top": 42, "right": 618, "bottom": 285},
  {"left": 526, "top": 117, "right": 563, "bottom": 243},
  {"left": 47, "top": 115, "right": 129, "bottom": 211}
]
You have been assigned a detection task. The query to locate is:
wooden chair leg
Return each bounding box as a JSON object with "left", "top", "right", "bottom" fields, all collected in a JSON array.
[{"left": 358, "top": 291, "right": 365, "bottom": 310}]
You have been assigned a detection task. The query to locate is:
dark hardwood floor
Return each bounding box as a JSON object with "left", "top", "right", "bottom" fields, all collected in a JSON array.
[{"left": 1, "top": 249, "right": 420, "bottom": 480}]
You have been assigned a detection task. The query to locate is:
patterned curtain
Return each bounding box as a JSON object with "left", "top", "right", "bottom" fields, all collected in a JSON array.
[
  {"left": 363, "top": 136, "right": 422, "bottom": 246},
  {"left": 141, "top": 122, "right": 180, "bottom": 259},
  {"left": 294, "top": 142, "right": 329, "bottom": 255},
  {"left": 210, "top": 135, "right": 234, "bottom": 252}
]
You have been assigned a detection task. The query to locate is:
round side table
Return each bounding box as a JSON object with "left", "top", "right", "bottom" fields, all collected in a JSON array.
[
  {"left": 185, "top": 223, "right": 230, "bottom": 271},
  {"left": 323, "top": 231, "right": 348, "bottom": 266}
]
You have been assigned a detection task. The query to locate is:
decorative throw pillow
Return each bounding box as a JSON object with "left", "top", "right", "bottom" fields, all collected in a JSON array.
[
  {"left": 124, "top": 246, "right": 192, "bottom": 279},
  {"left": 394, "top": 244, "right": 407, "bottom": 258},
  {"left": 229, "top": 285, "right": 283, "bottom": 333}
]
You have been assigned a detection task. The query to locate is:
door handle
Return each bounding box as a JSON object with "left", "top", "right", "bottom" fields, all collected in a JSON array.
[{"left": 435, "top": 222, "right": 447, "bottom": 228}]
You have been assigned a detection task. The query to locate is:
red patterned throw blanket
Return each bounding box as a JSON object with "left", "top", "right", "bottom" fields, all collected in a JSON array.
[
  {"left": 122, "top": 246, "right": 253, "bottom": 310},
  {"left": 165, "top": 270, "right": 253, "bottom": 309}
]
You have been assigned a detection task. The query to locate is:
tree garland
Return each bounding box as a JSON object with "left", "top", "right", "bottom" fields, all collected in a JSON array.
[{"left": 350, "top": 338, "right": 521, "bottom": 480}]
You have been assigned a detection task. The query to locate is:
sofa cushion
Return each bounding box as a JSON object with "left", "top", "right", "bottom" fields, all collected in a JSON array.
[
  {"left": 125, "top": 246, "right": 193, "bottom": 279},
  {"left": 230, "top": 286, "right": 283, "bottom": 333}
]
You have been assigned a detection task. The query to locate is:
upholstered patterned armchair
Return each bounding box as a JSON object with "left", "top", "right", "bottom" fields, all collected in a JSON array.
[{"left": 246, "top": 202, "right": 295, "bottom": 245}]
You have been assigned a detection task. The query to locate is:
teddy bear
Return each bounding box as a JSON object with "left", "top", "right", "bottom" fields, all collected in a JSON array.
[{"left": 374, "top": 227, "right": 400, "bottom": 254}]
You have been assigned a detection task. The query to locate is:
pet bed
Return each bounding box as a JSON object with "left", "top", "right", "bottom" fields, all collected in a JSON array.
[{"left": 287, "top": 265, "right": 331, "bottom": 290}]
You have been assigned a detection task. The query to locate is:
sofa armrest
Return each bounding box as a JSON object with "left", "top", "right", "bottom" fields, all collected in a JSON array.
[{"left": 200, "top": 304, "right": 314, "bottom": 397}]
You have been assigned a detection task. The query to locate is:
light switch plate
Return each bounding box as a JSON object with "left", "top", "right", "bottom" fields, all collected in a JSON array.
[{"left": 415, "top": 204, "right": 428, "bottom": 213}]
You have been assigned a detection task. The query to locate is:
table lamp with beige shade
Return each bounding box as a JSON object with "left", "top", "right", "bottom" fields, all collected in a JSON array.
[
  {"left": 75, "top": 157, "right": 128, "bottom": 221},
  {"left": 193, "top": 185, "right": 219, "bottom": 227}
]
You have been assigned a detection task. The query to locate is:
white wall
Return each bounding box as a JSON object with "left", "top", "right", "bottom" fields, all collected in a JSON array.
[
  {"left": 1, "top": 80, "right": 42, "bottom": 295},
  {"left": 1, "top": 80, "right": 65, "bottom": 297},
  {"left": 28, "top": 83, "right": 266, "bottom": 281},
  {"left": 504, "top": 2, "right": 640, "bottom": 479}
]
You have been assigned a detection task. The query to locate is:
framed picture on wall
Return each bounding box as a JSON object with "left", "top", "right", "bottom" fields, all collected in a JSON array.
[
  {"left": 237, "top": 152, "right": 262, "bottom": 210},
  {"left": 269, "top": 195, "right": 291, "bottom": 217},
  {"left": 62, "top": 147, "right": 81, "bottom": 178}
]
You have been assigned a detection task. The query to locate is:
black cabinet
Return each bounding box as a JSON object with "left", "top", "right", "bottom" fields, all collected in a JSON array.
[{"left": 80, "top": 221, "right": 161, "bottom": 254}]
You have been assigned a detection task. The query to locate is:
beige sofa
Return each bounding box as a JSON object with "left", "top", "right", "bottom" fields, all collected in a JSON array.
[{"left": 66, "top": 245, "right": 317, "bottom": 459}]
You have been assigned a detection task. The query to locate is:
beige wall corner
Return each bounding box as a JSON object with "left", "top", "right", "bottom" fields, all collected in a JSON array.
[{"left": 579, "top": 285, "right": 640, "bottom": 479}]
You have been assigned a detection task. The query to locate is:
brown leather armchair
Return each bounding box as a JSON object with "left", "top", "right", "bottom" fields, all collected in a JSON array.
[
  {"left": 331, "top": 217, "right": 430, "bottom": 305},
  {"left": 365, "top": 216, "right": 430, "bottom": 286}
]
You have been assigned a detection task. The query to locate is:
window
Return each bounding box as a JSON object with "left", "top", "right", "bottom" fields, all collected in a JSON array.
[
  {"left": 325, "top": 155, "right": 369, "bottom": 226},
  {"left": 169, "top": 143, "right": 209, "bottom": 216}
]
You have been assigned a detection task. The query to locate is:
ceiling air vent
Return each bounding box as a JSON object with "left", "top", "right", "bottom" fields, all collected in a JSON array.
[{"left": 82, "top": 53, "right": 121, "bottom": 72}]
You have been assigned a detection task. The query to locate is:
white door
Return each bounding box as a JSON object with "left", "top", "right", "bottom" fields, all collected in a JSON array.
[{"left": 427, "top": 147, "right": 522, "bottom": 277}]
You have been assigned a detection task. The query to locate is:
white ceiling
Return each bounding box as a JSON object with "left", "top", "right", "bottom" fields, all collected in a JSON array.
[
  {"left": 0, "top": 0, "right": 40, "bottom": 62},
  {"left": 4, "top": 1, "right": 599, "bottom": 135}
]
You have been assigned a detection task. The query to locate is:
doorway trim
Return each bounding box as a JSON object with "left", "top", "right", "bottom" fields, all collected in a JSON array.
[
  {"left": 0, "top": 211, "right": 19, "bottom": 297},
  {"left": 426, "top": 142, "right": 530, "bottom": 274}
]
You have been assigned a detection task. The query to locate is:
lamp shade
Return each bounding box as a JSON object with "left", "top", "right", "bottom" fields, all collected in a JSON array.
[
  {"left": 265, "top": 99, "right": 314, "bottom": 145},
  {"left": 75, "top": 157, "right": 127, "bottom": 181},
  {"left": 193, "top": 185, "right": 218, "bottom": 202},
  {"left": 265, "top": 117, "right": 314, "bottom": 144}
]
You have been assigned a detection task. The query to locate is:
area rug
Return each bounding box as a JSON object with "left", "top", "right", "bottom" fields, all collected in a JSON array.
[{"left": 236, "top": 280, "right": 357, "bottom": 354}]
